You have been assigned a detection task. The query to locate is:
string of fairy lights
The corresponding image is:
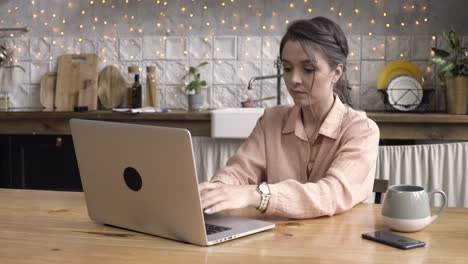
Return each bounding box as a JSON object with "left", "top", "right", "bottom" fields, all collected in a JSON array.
[
  {"left": 2, "top": 0, "right": 432, "bottom": 38},
  {"left": 1, "top": 0, "right": 435, "bottom": 68}
]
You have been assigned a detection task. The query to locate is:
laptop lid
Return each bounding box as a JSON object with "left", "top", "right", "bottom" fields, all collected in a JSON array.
[{"left": 70, "top": 119, "right": 208, "bottom": 245}]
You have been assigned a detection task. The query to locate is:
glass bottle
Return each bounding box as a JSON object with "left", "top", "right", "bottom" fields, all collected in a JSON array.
[
  {"left": 145, "top": 66, "right": 158, "bottom": 107},
  {"left": 131, "top": 74, "right": 142, "bottom": 108}
]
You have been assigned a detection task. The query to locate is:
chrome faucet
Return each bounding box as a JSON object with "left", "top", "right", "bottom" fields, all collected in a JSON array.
[{"left": 247, "top": 57, "right": 282, "bottom": 106}]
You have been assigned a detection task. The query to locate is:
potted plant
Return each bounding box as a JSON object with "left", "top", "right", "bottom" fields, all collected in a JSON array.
[
  {"left": 181, "top": 62, "right": 208, "bottom": 111},
  {"left": 430, "top": 30, "right": 468, "bottom": 114}
]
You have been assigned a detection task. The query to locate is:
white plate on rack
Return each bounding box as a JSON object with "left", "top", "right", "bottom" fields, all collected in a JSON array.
[{"left": 386, "top": 75, "right": 423, "bottom": 112}]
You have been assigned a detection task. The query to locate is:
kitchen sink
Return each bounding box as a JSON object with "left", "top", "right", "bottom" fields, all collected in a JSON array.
[{"left": 210, "top": 108, "right": 265, "bottom": 138}]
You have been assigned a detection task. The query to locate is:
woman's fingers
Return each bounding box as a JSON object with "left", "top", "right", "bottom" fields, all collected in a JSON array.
[
  {"left": 200, "top": 189, "right": 225, "bottom": 210},
  {"left": 198, "top": 182, "right": 223, "bottom": 193},
  {"left": 204, "top": 201, "right": 229, "bottom": 214}
]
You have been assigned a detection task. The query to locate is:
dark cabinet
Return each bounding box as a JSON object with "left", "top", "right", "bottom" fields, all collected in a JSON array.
[
  {"left": 0, "top": 135, "right": 12, "bottom": 187},
  {"left": 0, "top": 135, "right": 82, "bottom": 191}
]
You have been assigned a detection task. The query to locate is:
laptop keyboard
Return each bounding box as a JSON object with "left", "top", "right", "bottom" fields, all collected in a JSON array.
[{"left": 205, "top": 223, "right": 231, "bottom": 235}]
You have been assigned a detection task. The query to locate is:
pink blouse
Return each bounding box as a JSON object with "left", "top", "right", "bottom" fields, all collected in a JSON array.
[{"left": 210, "top": 96, "right": 380, "bottom": 219}]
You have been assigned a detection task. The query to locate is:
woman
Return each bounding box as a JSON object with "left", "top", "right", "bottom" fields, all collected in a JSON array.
[{"left": 200, "top": 17, "right": 380, "bottom": 219}]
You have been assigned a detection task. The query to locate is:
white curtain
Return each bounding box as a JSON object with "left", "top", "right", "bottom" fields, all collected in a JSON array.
[
  {"left": 377, "top": 142, "right": 468, "bottom": 208},
  {"left": 193, "top": 137, "right": 468, "bottom": 208}
]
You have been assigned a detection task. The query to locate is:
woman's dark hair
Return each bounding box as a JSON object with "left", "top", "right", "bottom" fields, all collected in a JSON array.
[{"left": 279, "top": 17, "right": 353, "bottom": 107}]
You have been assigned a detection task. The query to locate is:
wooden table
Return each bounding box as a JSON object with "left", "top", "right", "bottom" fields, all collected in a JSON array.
[
  {"left": 1, "top": 189, "right": 467, "bottom": 263},
  {"left": 2, "top": 110, "right": 468, "bottom": 140}
]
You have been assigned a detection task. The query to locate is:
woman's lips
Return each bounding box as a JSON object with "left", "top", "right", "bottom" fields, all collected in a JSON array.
[{"left": 292, "top": 90, "right": 308, "bottom": 95}]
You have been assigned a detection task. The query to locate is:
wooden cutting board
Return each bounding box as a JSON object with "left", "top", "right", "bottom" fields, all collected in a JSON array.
[
  {"left": 55, "top": 54, "right": 98, "bottom": 111},
  {"left": 39, "top": 72, "right": 57, "bottom": 110},
  {"left": 97, "top": 65, "right": 128, "bottom": 109}
]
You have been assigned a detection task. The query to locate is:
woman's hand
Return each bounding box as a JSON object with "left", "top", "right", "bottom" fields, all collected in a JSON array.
[{"left": 199, "top": 182, "right": 259, "bottom": 214}]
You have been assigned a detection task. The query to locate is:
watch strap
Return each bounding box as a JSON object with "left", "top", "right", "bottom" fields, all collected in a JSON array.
[{"left": 256, "top": 182, "right": 271, "bottom": 213}]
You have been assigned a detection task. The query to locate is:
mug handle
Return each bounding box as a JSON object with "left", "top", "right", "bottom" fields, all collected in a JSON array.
[{"left": 429, "top": 189, "right": 447, "bottom": 223}]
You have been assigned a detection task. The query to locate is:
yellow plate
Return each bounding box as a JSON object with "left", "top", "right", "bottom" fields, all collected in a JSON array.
[{"left": 377, "top": 61, "right": 424, "bottom": 90}]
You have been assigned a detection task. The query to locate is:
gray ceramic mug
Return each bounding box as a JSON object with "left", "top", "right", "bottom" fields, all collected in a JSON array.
[{"left": 382, "top": 185, "right": 447, "bottom": 232}]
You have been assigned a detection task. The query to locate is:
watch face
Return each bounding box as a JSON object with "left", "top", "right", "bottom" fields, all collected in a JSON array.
[{"left": 259, "top": 183, "right": 270, "bottom": 194}]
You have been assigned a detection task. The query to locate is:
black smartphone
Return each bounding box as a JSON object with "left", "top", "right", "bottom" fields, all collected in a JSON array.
[{"left": 362, "top": 231, "right": 426, "bottom": 250}]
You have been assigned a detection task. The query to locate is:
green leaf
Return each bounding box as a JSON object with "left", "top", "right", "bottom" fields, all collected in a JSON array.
[
  {"left": 429, "top": 56, "right": 448, "bottom": 66},
  {"left": 196, "top": 61, "right": 209, "bottom": 68},
  {"left": 199, "top": 80, "right": 207, "bottom": 86},
  {"left": 432, "top": 48, "right": 450, "bottom": 58},
  {"left": 443, "top": 32, "right": 453, "bottom": 49},
  {"left": 441, "top": 61, "right": 456, "bottom": 73},
  {"left": 449, "top": 31, "right": 460, "bottom": 49}
]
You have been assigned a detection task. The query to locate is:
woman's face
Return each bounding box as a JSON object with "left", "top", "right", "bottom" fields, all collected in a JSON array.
[{"left": 281, "top": 40, "right": 340, "bottom": 107}]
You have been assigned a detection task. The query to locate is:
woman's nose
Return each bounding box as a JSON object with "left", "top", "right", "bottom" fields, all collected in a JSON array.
[{"left": 290, "top": 70, "right": 302, "bottom": 85}]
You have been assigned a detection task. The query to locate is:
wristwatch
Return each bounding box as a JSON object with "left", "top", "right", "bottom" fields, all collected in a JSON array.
[{"left": 256, "top": 182, "right": 271, "bottom": 213}]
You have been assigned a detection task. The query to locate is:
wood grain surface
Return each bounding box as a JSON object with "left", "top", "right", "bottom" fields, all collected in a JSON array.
[
  {"left": 55, "top": 54, "right": 98, "bottom": 111},
  {"left": 39, "top": 72, "right": 57, "bottom": 110},
  {"left": 0, "top": 189, "right": 466, "bottom": 264},
  {"left": 97, "top": 65, "right": 128, "bottom": 109}
]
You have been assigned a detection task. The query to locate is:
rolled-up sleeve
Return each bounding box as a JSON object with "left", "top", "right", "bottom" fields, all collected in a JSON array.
[{"left": 266, "top": 119, "right": 380, "bottom": 219}]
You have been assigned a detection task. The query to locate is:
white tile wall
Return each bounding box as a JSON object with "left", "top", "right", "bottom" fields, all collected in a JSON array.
[
  {"left": 238, "top": 36, "right": 261, "bottom": 61},
  {"left": 238, "top": 61, "right": 261, "bottom": 85},
  {"left": 347, "top": 35, "right": 361, "bottom": 61},
  {"left": 411, "top": 35, "right": 436, "bottom": 60},
  {"left": 213, "top": 36, "right": 237, "bottom": 60},
  {"left": 213, "top": 60, "right": 238, "bottom": 84},
  {"left": 165, "top": 85, "right": 188, "bottom": 109},
  {"left": 5, "top": 38, "right": 30, "bottom": 61},
  {"left": 189, "top": 36, "right": 212, "bottom": 60},
  {"left": 119, "top": 37, "right": 142, "bottom": 61},
  {"left": 8, "top": 83, "right": 29, "bottom": 108},
  {"left": 50, "top": 37, "right": 75, "bottom": 59},
  {"left": 386, "top": 36, "right": 411, "bottom": 61},
  {"left": 0, "top": 0, "right": 465, "bottom": 111},
  {"left": 362, "top": 36, "right": 385, "bottom": 60},
  {"left": 30, "top": 38, "right": 52, "bottom": 60},
  {"left": 143, "top": 36, "right": 166, "bottom": 60},
  {"left": 213, "top": 85, "right": 239, "bottom": 108},
  {"left": 166, "top": 37, "right": 188, "bottom": 60},
  {"left": 75, "top": 38, "right": 98, "bottom": 54},
  {"left": 262, "top": 36, "right": 281, "bottom": 60},
  {"left": 347, "top": 61, "right": 361, "bottom": 85},
  {"left": 165, "top": 60, "right": 188, "bottom": 85},
  {"left": 30, "top": 61, "right": 50, "bottom": 84},
  {"left": 99, "top": 38, "right": 119, "bottom": 62},
  {"left": 0, "top": 34, "right": 455, "bottom": 111}
]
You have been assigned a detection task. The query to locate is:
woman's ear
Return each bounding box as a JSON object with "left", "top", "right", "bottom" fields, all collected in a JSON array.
[{"left": 332, "top": 64, "right": 344, "bottom": 83}]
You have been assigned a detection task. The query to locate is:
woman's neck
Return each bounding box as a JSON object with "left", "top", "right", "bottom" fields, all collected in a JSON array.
[{"left": 301, "top": 94, "right": 335, "bottom": 141}]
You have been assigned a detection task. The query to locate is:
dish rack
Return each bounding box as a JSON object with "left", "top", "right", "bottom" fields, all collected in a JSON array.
[{"left": 378, "top": 87, "right": 435, "bottom": 112}]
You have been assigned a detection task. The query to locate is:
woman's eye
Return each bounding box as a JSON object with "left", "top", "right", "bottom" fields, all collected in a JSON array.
[
  {"left": 283, "top": 67, "right": 291, "bottom": 73},
  {"left": 304, "top": 68, "right": 315, "bottom": 73}
]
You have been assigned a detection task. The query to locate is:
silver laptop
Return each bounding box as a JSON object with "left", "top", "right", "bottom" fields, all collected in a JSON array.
[{"left": 70, "top": 119, "right": 274, "bottom": 246}]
